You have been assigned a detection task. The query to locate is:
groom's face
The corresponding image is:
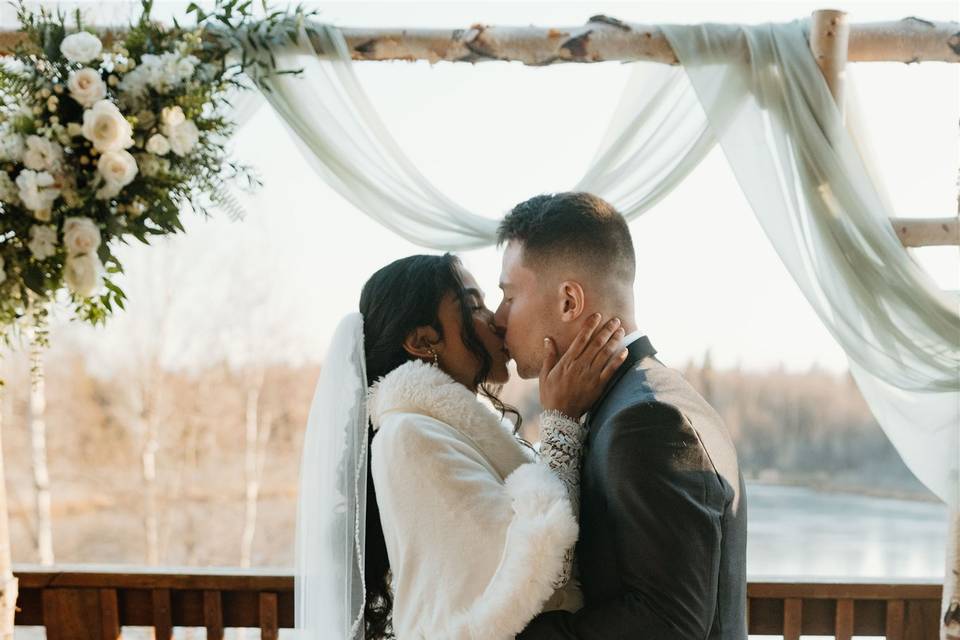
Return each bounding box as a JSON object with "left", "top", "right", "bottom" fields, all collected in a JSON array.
[{"left": 495, "top": 241, "right": 560, "bottom": 379}]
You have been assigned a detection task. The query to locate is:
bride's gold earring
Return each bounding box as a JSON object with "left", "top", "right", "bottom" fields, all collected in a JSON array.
[{"left": 427, "top": 348, "right": 439, "bottom": 366}]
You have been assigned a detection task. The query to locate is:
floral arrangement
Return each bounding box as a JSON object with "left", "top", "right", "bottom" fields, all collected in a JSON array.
[{"left": 0, "top": 0, "right": 308, "bottom": 345}]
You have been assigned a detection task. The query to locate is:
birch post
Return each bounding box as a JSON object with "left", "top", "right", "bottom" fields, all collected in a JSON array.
[
  {"left": 945, "top": 509, "right": 960, "bottom": 640},
  {"left": 810, "top": 10, "right": 850, "bottom": 118},
  {"left": 0, "top": 385, "right": 17, "bottom": 640}
]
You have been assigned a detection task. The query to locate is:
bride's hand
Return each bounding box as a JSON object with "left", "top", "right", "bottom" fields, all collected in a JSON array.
[{"left": 539, "top": 314, "right": 629, "bottom": 419}]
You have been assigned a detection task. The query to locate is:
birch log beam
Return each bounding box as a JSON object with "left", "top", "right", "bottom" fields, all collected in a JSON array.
[
  {"left": 1, "top": 16, "right": 959, "bottom": 63},
  {"left": 890, "top": 217, "right": 960, "bottom": 247}
]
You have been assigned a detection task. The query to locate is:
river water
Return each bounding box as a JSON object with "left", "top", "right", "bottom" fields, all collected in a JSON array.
[{"left": 746, "top": 483, "right": 948, "bottom": 579}]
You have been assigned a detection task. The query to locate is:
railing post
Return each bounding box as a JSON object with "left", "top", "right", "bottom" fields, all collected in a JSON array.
[
  {"left": 259, "top": 592, "right": 278, "bottom": 640},
  {"left": 783, "top": 598, "right": 802, "bottom": 640},
  {"left": 151, "top": 588, "right": 172, "bottom": 640},
  {"left": 42, "top": 589, "right": 106, "bottom": 640},
  {"left": 834, "top": 598, "right": 854, "bottom": 640},
  {"left": 98, "top": 588, "right": 120, "bottom": 640},
  {"left": 203, "top": 590, "right": 225, "bottom": 640},
  {"left": 886, "top": 599, "right": 906, "bottom": 640}
]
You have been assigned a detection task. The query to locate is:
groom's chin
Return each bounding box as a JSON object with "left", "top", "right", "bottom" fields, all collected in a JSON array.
[{"left": 514, "top": 360, "right": 541, "bottom": 380}]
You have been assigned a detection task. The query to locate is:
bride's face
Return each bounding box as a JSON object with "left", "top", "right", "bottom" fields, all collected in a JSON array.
[{"left": 434, "top": 267, "right": 511, "bottom": 389}]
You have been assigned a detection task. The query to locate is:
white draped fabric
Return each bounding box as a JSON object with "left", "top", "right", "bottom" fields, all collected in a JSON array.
[
  {"left": 245, "top": 19, "right": 959, "bottom": 509},
  {"left": 659, "top": 21, "right": 959, "bottom": 507}
]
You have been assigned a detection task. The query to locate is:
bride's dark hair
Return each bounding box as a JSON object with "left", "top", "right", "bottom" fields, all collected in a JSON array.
[{"left": 358, "top": 253, "right": 520, "bottom": 639}]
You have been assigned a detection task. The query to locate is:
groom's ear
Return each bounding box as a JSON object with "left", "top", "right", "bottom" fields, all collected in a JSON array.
[
  {"left": 557, "top": 280, "right": 586, "bottom": 323},
  {"left": 402, "top": 326, "right": 442, "bottom": 361}
]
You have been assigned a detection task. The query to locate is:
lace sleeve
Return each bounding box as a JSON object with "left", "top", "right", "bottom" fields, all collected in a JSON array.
[{"left": 538, "top": 409, "right": 587, "bottom": 589}]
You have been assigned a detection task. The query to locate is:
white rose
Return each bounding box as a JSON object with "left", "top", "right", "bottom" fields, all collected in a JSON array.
[
  {"left": 161, "top": 106, "right": 186, "bottom": 128},
  {"left": 145, "top": 133, "right": 170, "bottom": 156},
  {"left": 28, "top": 225, "right": 58, "bottom": 260},
  {"left": 97, "top": 150, "right": 138, "bottom": 190},
  {"left": 64, "top": 252, "right": 103, "bottom": 297},
  {"left": 164, "top": 119, "right": 199, "bottom": 157},
  {"left": 137, "top": 154, "right": 170, "bottom": 178},
  {"left": 118, "top": 66, "right": 150, "bottom": 99},
  {"left": 0, "top": 133, "right": 25, "bottom": 162},
  {"left": 62, "top": 216, "right": 101, "bottom": 257},
  {"left": 60, "top": 32, "right": 103, "bottom": 64},
  {"left": 16, "top": 170, "right": 60, "bottom": 213},
  {"left": 23, "top": 135, "right": 63, "bottom": 172},
  {"left": 174, "top": 56, "right": 198, "bottom": 82},
  {"left": 67, "top": 68, "right": 107, "bottom": 108},
  {"left": 82, "top": 100, "right": 134, "bottom": 152},
  {"left": 0, "top": 172, "right": 19, "bottom": 204}
]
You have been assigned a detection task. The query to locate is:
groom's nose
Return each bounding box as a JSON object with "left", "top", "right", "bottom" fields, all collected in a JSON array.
[{"left": 493, "top": 302, "right": 508, "bottom": 332}]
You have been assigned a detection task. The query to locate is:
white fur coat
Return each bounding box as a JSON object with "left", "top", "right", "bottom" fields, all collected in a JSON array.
[{"left": 368, "top": 360, "right": 579, "bottom": 639}]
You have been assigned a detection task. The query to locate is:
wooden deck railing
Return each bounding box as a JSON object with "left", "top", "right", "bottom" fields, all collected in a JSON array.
[{"left": 12, "top": 566, "right": 944, "bottom": 639}]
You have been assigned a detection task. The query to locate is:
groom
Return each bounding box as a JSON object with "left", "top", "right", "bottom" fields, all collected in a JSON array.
[{"left": 494, "top": 193, "right": 748, "bottom": 639}]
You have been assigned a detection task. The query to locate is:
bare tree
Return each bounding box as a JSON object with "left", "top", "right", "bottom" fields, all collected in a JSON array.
[
  {"left": 26, "top": 325, "right": 54, "bottom": 566},
  {"left": 241, "top": 377, "right": 274, "bottom": 569},
  {"left": 87, "top": 240, "right": 192, "bottom": 566},
  {"left": 212, "top": 247, "right": 290, "bottom": 571}
]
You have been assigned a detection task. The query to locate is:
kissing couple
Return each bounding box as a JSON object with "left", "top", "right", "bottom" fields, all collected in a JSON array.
[{"left": 296, "top": 192, "right": 748, "bottom": 639}]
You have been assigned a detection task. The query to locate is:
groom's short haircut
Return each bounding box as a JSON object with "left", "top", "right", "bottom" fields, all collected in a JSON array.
[{"left": 497, "top": 192, "right": 635, "bottom": 282}]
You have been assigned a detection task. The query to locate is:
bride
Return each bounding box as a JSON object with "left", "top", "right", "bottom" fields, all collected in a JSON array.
[{"left": 295, "top": 253, "right": 628, "bottom": 640}]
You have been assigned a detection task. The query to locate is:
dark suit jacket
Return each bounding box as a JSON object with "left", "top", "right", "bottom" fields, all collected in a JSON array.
[{"left": 520, "top": 337, "right": 748, "bottom": 639}]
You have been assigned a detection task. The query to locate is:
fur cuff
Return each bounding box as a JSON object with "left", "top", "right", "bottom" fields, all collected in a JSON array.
[{"left": 433, "top": 462, "right": 579, "bottom": 639}]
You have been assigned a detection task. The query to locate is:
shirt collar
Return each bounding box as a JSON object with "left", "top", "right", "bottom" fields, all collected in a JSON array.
[{"left": 620, "top": 329, "right": 645, "bottom": 350}]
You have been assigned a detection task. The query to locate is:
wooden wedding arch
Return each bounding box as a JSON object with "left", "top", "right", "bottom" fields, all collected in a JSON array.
[{"left": 0, "top": 8, "right": 957, "bottom": 640}]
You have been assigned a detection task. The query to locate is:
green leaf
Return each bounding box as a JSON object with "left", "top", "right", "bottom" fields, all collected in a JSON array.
[{"left": 23, "top": 266, "right": 46, "bottom": 296}]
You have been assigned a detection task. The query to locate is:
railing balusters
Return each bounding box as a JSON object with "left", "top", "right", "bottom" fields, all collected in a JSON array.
[
  {"left": 10, "top": 569, "right": 943, "bottom": 637},
  {"left": 151, "top": 588, "right": 172, "bottom": 640},
  {"left": 885, "top": 599, "right": 905, "bottom": 640},
  {"left": 203, "top": 590, "right": 224, "bottom": 640},
  {"left": 904, "top": 599, "right": 941, "bottom": 640},
  {"left": 41, "top": 589, "right": 61, "bottom": 640},
  {"left": 834, "top": 597, "right": 854, "bottom": 640},
  {"left": 98, "top": 588, "right": 121, "bottom": 640},
  {"left": 259, "top": 592, "right": 279, "bottom": 640},
  {"left": 783, "top": 597, "right": 802, "bottom": 640}
]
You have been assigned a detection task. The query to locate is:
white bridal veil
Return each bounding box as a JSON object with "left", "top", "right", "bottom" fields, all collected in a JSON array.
[{"left": 294, "top": 312, "right": 368, "bottom": 639}]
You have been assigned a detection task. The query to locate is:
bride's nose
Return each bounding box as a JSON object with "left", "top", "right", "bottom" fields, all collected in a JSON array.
[{"left": 488, "top": 318, "right": 506, "bottom": 339}]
